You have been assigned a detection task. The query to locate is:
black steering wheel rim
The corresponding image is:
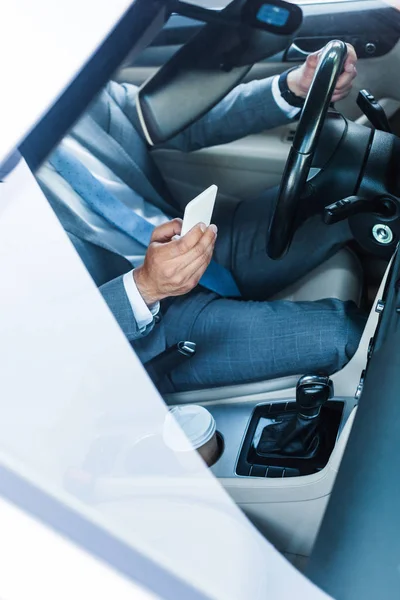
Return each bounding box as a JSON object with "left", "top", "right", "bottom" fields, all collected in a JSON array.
[{"left": 267, "top": 40, "right": 348, "bottom": 260}]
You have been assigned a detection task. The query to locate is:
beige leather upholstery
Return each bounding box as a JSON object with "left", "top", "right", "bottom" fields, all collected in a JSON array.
[
  {"left": 272, "top": 247, "right": 363, "bottom": 305},
  {"left": 166, "top": 248, "right": 363, "bottom": 405}
]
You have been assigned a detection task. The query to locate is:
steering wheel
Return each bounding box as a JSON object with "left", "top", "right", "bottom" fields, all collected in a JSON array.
[{"left": 267, "top": 40, "right": 348, "bottom": 259}]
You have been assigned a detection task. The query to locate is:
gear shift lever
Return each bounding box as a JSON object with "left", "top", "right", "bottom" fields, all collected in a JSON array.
[
  {"left": 296, "top": 375, "right": 334, "bottom": 419},
  {"left": 256, "top": 375, "right": 334, "bottom": 459}
]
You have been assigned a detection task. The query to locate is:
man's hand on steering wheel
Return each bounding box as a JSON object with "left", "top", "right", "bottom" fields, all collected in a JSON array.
[
  {"left": 287, "top": 44, "right": 358, "bottom": 103},
  {"left": 268, "top": 40, "right": 357, "bottom": 260}
]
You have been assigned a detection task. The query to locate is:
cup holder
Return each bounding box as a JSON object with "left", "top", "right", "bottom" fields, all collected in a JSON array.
[{"left": 213, "top": 431, "right": 225, "bottom": 466}]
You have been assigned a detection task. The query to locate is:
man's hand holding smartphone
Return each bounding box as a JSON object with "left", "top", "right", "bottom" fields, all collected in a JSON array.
[{"left": 133, "top": 218, "right": 218, "bottom": 305}]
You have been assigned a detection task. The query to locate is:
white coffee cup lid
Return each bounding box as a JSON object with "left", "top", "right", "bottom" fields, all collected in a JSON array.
[{"left": 163, "top": 405, "right": 216, "bottom": 452}]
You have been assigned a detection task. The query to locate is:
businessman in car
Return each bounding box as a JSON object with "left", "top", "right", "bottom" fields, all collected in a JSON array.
[{"left": 37, "top": 42, "right": 365, "bottom": 392}]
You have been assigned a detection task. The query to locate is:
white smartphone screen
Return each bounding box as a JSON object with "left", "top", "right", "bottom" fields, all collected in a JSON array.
[{"left": 181, "top": 185, "right": 218, "bottom": 237}]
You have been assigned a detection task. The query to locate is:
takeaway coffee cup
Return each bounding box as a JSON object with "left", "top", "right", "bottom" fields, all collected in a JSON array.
[{"left": 163, "top": 405, "right": 221, "bottom": 467}]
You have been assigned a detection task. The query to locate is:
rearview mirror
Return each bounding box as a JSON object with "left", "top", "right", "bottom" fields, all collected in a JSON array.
[
  {"left": 137, "top": 0, "right": 303, "bottom": 145},
  {"left": 171, "top": 0, "right": 302, "bottom": 36},
  {"left": 242, "top": 0, "right": 303, "bottom": 35}
]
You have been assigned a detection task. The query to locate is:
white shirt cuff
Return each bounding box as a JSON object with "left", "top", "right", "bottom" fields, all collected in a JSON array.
[
  {"left": 123, "top": 270, "right": 160, "bottom": 332},
  {"left": 271, "top": 75, "right": 301, "bottom": 120}
]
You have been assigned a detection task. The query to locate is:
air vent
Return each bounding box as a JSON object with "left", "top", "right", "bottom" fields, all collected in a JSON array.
[{"left": 283, "top": 128, "right": 297, "bottom": 143}]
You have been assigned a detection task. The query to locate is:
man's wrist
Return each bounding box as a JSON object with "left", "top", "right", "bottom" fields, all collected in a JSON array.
[
  {"left": 279, "top": 67, "right": 306, "bottom": 107},
  {"left": 133, "top": 267, "right": 160, "bottom": 306},
  {"left": 123, "top": 271, "right": 160, "bottom": 332},
  {"left": 286, "top": 67, "right": 307, "bottom": 99}
]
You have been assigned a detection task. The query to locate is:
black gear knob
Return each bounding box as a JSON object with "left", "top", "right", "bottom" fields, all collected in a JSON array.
[{"left": 296, "top": 375, "right": 334, "bottom": 419}]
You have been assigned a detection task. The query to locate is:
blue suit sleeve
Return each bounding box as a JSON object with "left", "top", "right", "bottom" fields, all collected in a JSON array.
[
  {"left": 106, "top": 77, "right": 293, "bottom": 152},
  {"left": 100, "top": 276, "right": 155, "bottom": 342},
  {"left": 66, "top": 231, "right": 154, "bottom": 343},
  {"left": 165, "top": 77, "right": 293, "bottom": 151}
]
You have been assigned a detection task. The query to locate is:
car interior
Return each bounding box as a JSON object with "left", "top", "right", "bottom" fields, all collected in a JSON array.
[{"left": 22, "top": 0, "right": 400, "bottom": 595}]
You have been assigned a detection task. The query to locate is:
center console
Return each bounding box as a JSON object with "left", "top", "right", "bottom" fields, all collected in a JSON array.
[{"left": 208, "top": 378, "right": 357, "bottom": 480}]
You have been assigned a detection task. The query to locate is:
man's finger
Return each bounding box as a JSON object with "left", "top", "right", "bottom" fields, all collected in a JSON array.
[
  {"left": 151, "top": 218, "right": 182, "bottom": 243},
  {"left": 333, "top": 80, "right": 353, "bottom": 95},
  {"left": 344, "top": 44, "right": 357, "bottom": 71},
  {"left": 332, "top": 88, "right": 352, "bottom": 102},
  {"left": 308, "top": 43, "right": 357, "bottom": 73},
  {"left": 158, "top": 222, "right": 211, "bottom": 261},
  {"left": 175, "top": 222, "right": 210, "bottom": 255},
  {"left": 192, "top": 260, "right": 214, "bottom": 285},
  {"left": 180, "top": 246, "right": 214, "bottom": 288},
  {"left": 333, "top": 79, "right": 355, "bottom": 97},
  {"left": 335, "top": 67, "right": 357, "bottom": 89},
  {"left": 336, "top": 71, "right": 357, "bottom": 88},
  {"left": 332, "top": 80, "right": 354, "bottom": 98},
  {"left": 181, "top": 249, "right": 215, "bottom": 289},
  {"left": 344, "top": 61, "right": 357, "bottom": 74},
  {"left": 168, "top": 226, "right": 216, "bottom": 274},
  {"left": 179, "top": 234, "right": 216, "bottom": 277},
  {"left": 305, "top": 51, "right": 320, "bottom": 70},
  {"left": 170, "top": 228, "right": 216, "bottom": 276},
  {"left": 180, "top": 225, "right": 217, "bottom": 266}
]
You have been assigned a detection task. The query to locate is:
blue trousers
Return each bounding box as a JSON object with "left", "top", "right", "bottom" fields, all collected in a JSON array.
[{"left": 161, "top": 188, "right": 366, "bottom": 392}]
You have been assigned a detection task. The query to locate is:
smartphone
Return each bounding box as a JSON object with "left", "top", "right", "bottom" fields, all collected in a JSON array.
[{"left": 181, "top": 185, "right": 218, "bottom": 237}]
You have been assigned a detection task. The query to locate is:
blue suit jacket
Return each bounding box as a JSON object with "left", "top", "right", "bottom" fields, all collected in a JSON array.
[{"left": 37, "top": 78, "right": 292, "bottom": 363}]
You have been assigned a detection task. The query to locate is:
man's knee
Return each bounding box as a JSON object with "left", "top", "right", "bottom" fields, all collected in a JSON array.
[{"left": 311, "top": 299, "right": 365, "bottom": 373}]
